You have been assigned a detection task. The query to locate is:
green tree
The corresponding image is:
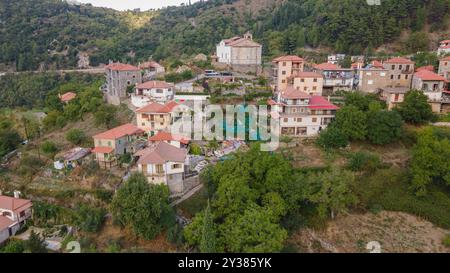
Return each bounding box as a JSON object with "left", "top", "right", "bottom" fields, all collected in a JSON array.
[
  {"left": 65, "top": 129, "right": 86, "bottom": 145},
  {"left": 94, "top": 105, "right": 119, "bottom": 129},
  {"left": 367, "top": 110, "right": 403, "bottom": 145},
  {"left": 333, "top": 106, "right": 367, "bottom": 141},
  {"left": 25, "top": 231, "right": 47, "bottom": 253},
  {"left": 317, "top": 125, "right": 349, "bottom": 149},
  {"left": 199, "top": 200, "right": 217, "bottom": 253},
  {"left": 41, "top": 141, "right": 58, "bottom": 158},
  {"left": 111, "top": 173, "right": 173, "bottom": 240},
  {"left": 396, "top": 90, "right": 435, "bottom": 125},
  {"left": 74, "top": 204, "right": 106, "bottom": 233},
  {"left": 304, "top": 168, "right": 358, "bottom": 220}
]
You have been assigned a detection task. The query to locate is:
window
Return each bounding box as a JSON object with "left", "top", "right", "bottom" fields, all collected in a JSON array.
[
  {"left": 156, "top": 164, "right": 164, "bottom": 174},
  {"left": 282, "top": 71, "right": 286, "bottom": 75},
  {"left": 283, "top": 118, "right": 288, "bottom": 122},
  {"left": 313, "top": 78, "right": 318, "bottom": 82},
  {"left": 156, "top": 89, "right": 163, "bottom": 93},
  {"left": 391, "top": 65, "right": 395, "bottom": 70},
  {"left": 368, "top": 80, "right": 373, "bottom": 85},
  {"left": 390, "top": 75, "right": 394, "bottom": 80},
  {"left": 380, "top": 72, "right": 386, "bottom": 77},
  {"left": 160, "top": 115, "right": 164, "bottom": 118},
  {"left": 395, "top": 94, "right": 399, "bottom": 101},
  {"left": 282, "top": 62, "right": 286, "bottom": 67},
  {"left": 172, "top": 164, "right": 182, "bottom": 169},
  {"left": 312, "top": 118, "right": 317, "bottom": 122},
  {"left": 405, "top": 75, "right": 409, "bottom": 79},
  {"left": 399, "top": 65, "right": 403, "bottom": 70},
  {"left": 296, "top": 118, "right": 302, "bottom": 122},
  {"left": 313, "top": 86, "right": 317, "bottom": 91},
  {"left": 282, "top": 80, "right": 286, "bottom": 83},
  {"left": 301, "top": 79, "right": 305, "bottom": 82},
  {"left": 304, "top": 87, "right": 307, "bottom": 91},
  {"left": 367, "top": 72, "right": 372, "bottom": 76},
  {"left": 397, "top": 75, "right": 401, "bottom": 80},
  {"left": 406, "top": 65, "right": 410, "bottom": 71},
  {"left": 108, "top": 141, "right": 112, "bottom": 147}
]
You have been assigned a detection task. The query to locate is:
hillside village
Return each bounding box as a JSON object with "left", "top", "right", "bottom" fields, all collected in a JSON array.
[{"left": 1, "top": 21, "right": 450, "bottom": 253}]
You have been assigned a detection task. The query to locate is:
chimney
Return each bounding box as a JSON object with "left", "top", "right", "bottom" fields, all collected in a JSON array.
[{"left": 13, "top": 191, "right": 21, "bottom": 199}]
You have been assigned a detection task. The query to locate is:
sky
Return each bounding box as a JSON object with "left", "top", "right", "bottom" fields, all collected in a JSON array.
[{"left": 77, "top": 0, "right": 200, "bottom": 11}]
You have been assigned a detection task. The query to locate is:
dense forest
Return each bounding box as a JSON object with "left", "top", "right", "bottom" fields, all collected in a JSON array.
[{"left": 0, "top": 0, "right": 449, "bottom": 71}]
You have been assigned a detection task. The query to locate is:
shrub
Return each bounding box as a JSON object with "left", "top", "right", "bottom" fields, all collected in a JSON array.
[
  {"left": 41, "top": 141, "right": 58, "bottom": 157},
  {"left": 347, "top": 151, "right": 381, "bottom": 173},
  {"left": 189, "top": 143, "right": 203, "bottom": 155},
  {"left": 65, "top": 129, "right": 86, "bottom": 145},
  {"left": 317, "top": 126, "right": 349, "bottom": 149},
  {"left": 443, "top": 235, "right": 450, "bottom": 248}
]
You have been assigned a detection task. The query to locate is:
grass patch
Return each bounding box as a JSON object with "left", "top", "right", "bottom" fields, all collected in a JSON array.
[{"left": 352, "top": 167, "right": 450, "bottom": 229}]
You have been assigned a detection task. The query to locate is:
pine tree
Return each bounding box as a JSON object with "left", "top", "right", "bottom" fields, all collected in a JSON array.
[{"left": 199, "top": 200, "right": 217, "bottom": 253}]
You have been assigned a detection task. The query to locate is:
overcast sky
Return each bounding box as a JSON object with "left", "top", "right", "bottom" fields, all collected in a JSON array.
[{"left": 78, "top": 0, "right": 200, "bottom": 11}]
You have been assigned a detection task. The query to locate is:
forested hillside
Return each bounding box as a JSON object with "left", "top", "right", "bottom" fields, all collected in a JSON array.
[{"left": 0, "top": 0, "right": 449, "bottom": 71}]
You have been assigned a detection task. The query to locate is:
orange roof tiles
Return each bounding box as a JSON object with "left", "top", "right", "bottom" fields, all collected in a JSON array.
[
  {"left": 0, "top": 216, "right": 14, "bottom": 230},
  {"left": 384, "top": 57, "right": 414, "bottom": 64},
  {"left": 93, "top": 123, "right": 144, "bottom": 140},
  {"left": 148, "top": 131, "right": 190, "bottom": 145},
  {"left": 415, "top": 65, "right": 435, "bottom": 72},
  {"left": 281, "top": 86, "right": 311, "bottom": 99},
  {"left": 313, "top": 62, "right": 342, "bottom": 70},
  {"left": 92, "top": 147, "right": 114, "bottom": 154},
  {"left": 136, "top": 101, "right": 179, "bottom": 113},
  {"left": 135, "top": 141, "right": 187, "bottom": 164},
  {"left": 414, "top": 70, "right": 446, "bottom": 81},
  {"left": 272, "top": 55, "right": 304, "bottom": 63},
  {"left": 0, "top": 195, "right": 32, "bottom": 213}
]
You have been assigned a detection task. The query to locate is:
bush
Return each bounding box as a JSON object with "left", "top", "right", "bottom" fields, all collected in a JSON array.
[
  {"left": 443, "top": 235, "right": 450, "bottom": 248},
  {"left": 65, "top": 129, "right": 86, "bottom": 145},
  {"left": 41, "top": 141, "right": 58, "bottom": 157},
  {"left": 189, "top": 143, "right": 203, "bottom": 155},
  {"left": 73, "top": 204, "right": 106, "bottom": 233},
  {"left": 347, "top": 151, "right": 381, "bottom": 173},
  {"left": 0, "top": 239, "right": 26, "bottom": 253},
  {"left": 317, "top": 126, "right": 349, "bottom": 149},
  {"left": 367, "top": 110, "right": 404, "bottom": 145}
]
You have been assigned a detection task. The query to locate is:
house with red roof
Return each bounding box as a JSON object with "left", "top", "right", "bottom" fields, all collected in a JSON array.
[
  {"left": 148, "top": 131, "right": 190, "bottom": 148},
  {"left": 412, "top": 70, "right": 447, "bottom": 113},
  {"left": 59, "top": 92, "right": 77, "bottom": 103},
  {"left": 313, "top": 63, "right": 354, "bottom": 93},
  {"left": 131, "top": 80, "right": 175, "bottom": 108},
  {"left": 134, "top": 141, "right": 189, "bottom": 194},
  {"left": 272, "top": 55, "right": 305, "bottom": 91},
  {"left": 139, "top": 61, "right": 165, "bottom": 81},
  {"left": 357, "top": 62, "right": 389, "bottom": 93},
  {"left": 216, "top": 32, "right": 262, "bottom": 66},
  {"left": 0, "top": 192, "right": 32, "bottom": 244},
  {"left": 288, "top": 72, "right": 324, "bottom": 96},
  {"left": 104, "top": 62, "right": 142, "bottom": 105},
  {"left": 438, "top": 40, "right": 450, "bottom": 55},
  {"left": 272, "top": 87, "right": 339, "bottom": 137},
  {"left": 383, "top": 57, "right": 415, "bottom": 89},
  {"left": 92, "top": 123, "right": 145, "bottom": 168},
  {"left": 135, "top": 101, "right": 189, "bottom": 135}
]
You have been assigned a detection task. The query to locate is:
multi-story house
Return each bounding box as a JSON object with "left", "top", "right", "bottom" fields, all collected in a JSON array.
[
  {"left": 0, "top": 192, "right": 32, "bottom": 244},
  {"left": 412, "top": 70, "right": 446, "bottom": 113},
  {"left": 131, "top": 80, "right": 175, "bottom": 108},
  {"left": 438, "top": 56, "right": 450, "bottom": 81},
  {"left": 134, "top": 141, "right": 189, "bottom": 194},
  {"left": 270, "top": 87, "right": 339, "bottom": 137},
  {"left": 216, "top": 32, "right": 262, "bottom": 66},
  {"left": 288, "top": 72, "right": 324, "bottom": 96},
  {"left": 104, "top": 62, "right": 142, "bottom": 105},
  {"left": 383, "top": 57, "right": 415, "bottom": 88},
  {"left": 272, "top": 55, "right": 305, "bottom": 92},
  {"left": 135, "top": 101, "right": 182, "bottom": 135},
  {"left": 357, "top": 65, "right": 389, "bottom": 93},
  {"left": 313, "top": 63, "right": 354, "bottom": 94},
  {"left": 438, "top": 39, "right": 450, "bottom": 55},
  {"left": 92, "top": 123, "right": 145, "bottom": 168}
]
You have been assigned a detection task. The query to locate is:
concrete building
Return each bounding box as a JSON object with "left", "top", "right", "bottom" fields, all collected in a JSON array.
[
  {"left": 383, "top": 57, "right": 415, "bottom": 89},
  {"left": 135, "top": 101, "right": 182, "bottom": 135},
  {"left": 438, "top": 56, "right": 450, "bottom": 81},
  {"left": 139, "top": 61, "right": 165, "bottom": 81},
  {"left": 92, "top": 123, "right": 145, "bottom": 168},
  {"left": 288, "top": 72, "right": 324, "bottom": 96},
  {"left": 131, "top": 80, "right": 175, "bottom": 108},
  {"left": 104, "top": 62, "right": 142, "bottom": 105},
  {"left": 272, "top": 55, "right": 305, "bottom": 92},
  {"left": 313, "top": 63, "right": 354, "bottom": 94},
  {"left": 269, "top": 87, "right": 339, "bottom": 137},
  {"left": 379, "top": 87, "right": 409, "bottom": 110},
  {"left": 216, "top": 32, "right": 262, "bottom": 66},
  {"left": 412, "top": 70, "right": 446, "bottom": 113},
  {"left": 134, "top": 141, "right": 189, "bottom": 194}
]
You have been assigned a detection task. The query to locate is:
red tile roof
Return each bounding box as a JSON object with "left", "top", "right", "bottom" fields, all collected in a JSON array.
[
  {"left": 414, "top": 70, "right": 446, "bottom": 81},
  {"left": 60, "top": 92, "right": 77, "bottom": 102},
  {"left": 92, "top": 146, "right": 114, "bottom": 154},
  {"left": 136, "top": 81, "right": 173, "bottom": 89},
  {"left": 281, "top": 86, "right": 311, "bottom": 99},
  {"left": 384, "top": 57, "right": 414, "bottom": 64},
  {"left": 105, "top": 63, "right": 140, "bottom": 71},
  {"left": 371, "top": 60, "right": 384, "bottom": 69},
  {"left": 313, "top": 63, "right": 341, "bottom": 70},
  {"left": 415, "top": 65, "right": 435, "bottom": 72},
  {"left": 272, "top": 55, "right": 304, "bottom": 63},
  {"left": 308, "top": 96, "right": 339, "bottom": 110},
  {"left": 0, "top": 216, "right": 14, "bottom": 230},
  {"left": 0, "top": 195, "right": 32, "bottom": 213},
  {"left": 135, "top": 141, "right": 187, "bottom": 164},
  {"left": 93, "top": 123, "right": 144, "bottom": 140},
  {"left": 148, "top": 131, "right": 190, "bottom": 145},
  {"left": 136, "top": 101, "right": 179, "bottom": 113}
]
